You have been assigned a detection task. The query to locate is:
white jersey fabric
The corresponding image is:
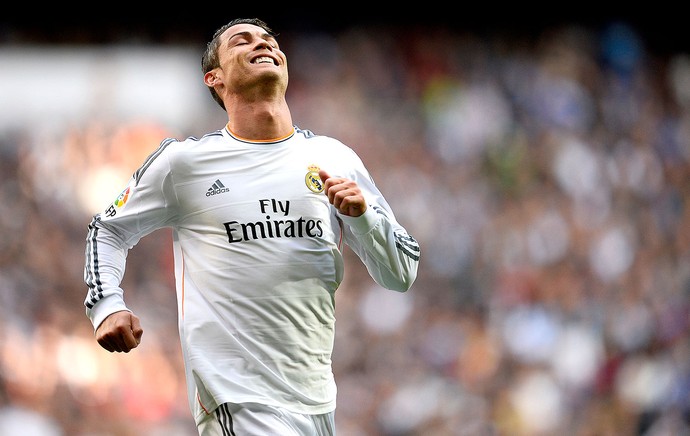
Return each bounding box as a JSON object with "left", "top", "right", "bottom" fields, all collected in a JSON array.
[{"left": 84, "top": 126, "right": 420, "bottom": 423}]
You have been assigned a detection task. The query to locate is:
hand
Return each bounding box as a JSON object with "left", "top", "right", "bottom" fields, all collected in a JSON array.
[
  {"left": 95, "top": 310, "right": 143, "bottom": 353},
  {"left": 319, "top": 170, "right": 367, "bottom": 217}
]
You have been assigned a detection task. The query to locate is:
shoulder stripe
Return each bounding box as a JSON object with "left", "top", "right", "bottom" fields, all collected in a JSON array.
[
  {"left": 295, "top": 126, "right": 316, "bottom": 138},
  {"left": 84, "top": 214, "right": 104, "bottom": 309},
  {"left": 133, "top": 137, "right": 177, "bottom": 186},
  {"left": 200, "top": 130, "right": 223, "bottom": 139}
]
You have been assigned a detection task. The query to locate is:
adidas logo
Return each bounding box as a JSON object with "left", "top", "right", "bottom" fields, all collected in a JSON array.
[{"left": 206, "top": 179, "right": 230, "bottom": 197}]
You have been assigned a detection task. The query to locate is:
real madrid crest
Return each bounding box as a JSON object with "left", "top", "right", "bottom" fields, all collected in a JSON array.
[{"left": 305, "top": 164, "right": 324, "bottom": 193}]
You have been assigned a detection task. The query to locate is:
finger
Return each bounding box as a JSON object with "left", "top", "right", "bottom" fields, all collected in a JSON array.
[
  {"left": 319, "top": 170, "right": 350, "bottom": 204},
  {"left": 96, "top": 325, "right": 118, "bottom": 352},
  {"left": 319, "top": 169, "right": 338, "bottom": 203},
  {"left": 330, "top": 187, "right": 346, "bottom": 210},
  {"left": 97, "top": 337, "right": 115, "bottom": 353},
  {"left": 340, "top": 196, "right": 367, "bottom": 217},
  {"left": 319, "top": 170, "right": 338, "bottom": 204},
  {"left": 96, "top": 318, "right": 141, "bottom": 353},
  {"left": 318, "top": 169, "right": 331, "bottom": 185},
  {"left": 98, "top": 330, "right": 128, "bottom": 353},
  {"left": 130, "top": 313, "right": 144, "bottom": 345},
  {"left": 120, "top": 317, "right": 141, "bottom": 352},
  {"left": 333, "top": 190, "right": 355, "bottom": 214}
]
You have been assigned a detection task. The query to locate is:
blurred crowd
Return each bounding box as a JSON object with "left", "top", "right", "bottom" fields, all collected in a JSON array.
[{"left": 2, "top": 19, "right": 690, "bottom": 436}]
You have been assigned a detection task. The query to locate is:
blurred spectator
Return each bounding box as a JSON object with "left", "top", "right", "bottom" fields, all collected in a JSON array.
[{"left": 2, "top": 18, "right": 690, "bottom": 435}]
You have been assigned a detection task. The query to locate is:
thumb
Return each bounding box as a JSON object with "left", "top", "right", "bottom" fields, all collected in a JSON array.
[
  {"left": 318, "top": 169, "right": 331, "bottom": 184},
  {"left": 129, "top": 313, "right": 144, "bottom": 344}
]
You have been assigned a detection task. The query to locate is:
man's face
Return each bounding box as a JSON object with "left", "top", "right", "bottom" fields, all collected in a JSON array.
[{"left": 213, "top": 23, "right": 288, "bottom": 94}]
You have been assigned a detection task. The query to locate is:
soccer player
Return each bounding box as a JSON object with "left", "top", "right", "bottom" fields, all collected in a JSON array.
[{"left": 83, "top": 17, "right": 420, "bottom": 435}]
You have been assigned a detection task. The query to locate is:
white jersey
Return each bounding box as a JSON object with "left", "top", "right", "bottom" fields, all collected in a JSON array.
[{"left": 83, "top": 126, "right": 420, "bottom": 422}]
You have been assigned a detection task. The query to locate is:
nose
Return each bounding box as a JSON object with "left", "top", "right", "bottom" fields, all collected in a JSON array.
[{"left": 254, "top": 39, "right": 273, "bottom": 51}]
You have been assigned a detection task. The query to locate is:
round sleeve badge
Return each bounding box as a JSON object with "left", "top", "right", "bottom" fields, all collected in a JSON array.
[{"left": 114, "top": 185, "right": 131, "bottom": 207}]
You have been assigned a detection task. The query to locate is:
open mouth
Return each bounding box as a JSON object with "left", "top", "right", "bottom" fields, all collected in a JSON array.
[{"left": 251, "top": 56, "right": 277, "bottom": 65}]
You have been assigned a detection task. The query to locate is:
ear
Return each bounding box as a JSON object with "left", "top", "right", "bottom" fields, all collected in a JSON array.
[{"left": 204, "top": 70, "right": 221, "bottom": 87}]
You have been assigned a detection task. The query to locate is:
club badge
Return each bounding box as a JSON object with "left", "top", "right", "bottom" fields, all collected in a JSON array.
[{"left": 305, "top": 164, "right": 324, "bottom": 193}]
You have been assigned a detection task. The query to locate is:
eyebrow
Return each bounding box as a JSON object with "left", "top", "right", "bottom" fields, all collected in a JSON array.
[{"left": 227, "top": 30, "right": 276, "bottom": 44}]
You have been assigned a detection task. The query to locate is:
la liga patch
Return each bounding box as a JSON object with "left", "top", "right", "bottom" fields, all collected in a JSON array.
[{"left": 114, "top": 185, "right": 131, "bottom": 208}]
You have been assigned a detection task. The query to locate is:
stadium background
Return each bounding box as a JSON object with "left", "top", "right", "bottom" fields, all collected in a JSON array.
[{"left": 2, "top": 7, "right": 690, "bottom": 435}]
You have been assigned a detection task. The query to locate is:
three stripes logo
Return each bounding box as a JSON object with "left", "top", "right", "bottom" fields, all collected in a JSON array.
[
  {"left": 372, "top": 206, "right": 420, "bottom": 261},
  {"left": 206, "top": 179, "right": 230, "bottom": 197}
]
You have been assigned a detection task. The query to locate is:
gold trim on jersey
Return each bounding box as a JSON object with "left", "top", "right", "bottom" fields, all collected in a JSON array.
[{"left": 225, "top": 125, "right": 296, "bottom": 143}]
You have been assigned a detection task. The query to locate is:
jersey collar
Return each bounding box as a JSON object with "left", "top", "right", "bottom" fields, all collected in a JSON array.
[{"left": 224, "top": 125, "right": 296, "bottom": 144}]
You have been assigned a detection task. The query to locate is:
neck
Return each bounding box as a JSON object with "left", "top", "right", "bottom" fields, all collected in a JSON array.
[{"left": 224, "top": 95, "right": 293, "bottom": 141}]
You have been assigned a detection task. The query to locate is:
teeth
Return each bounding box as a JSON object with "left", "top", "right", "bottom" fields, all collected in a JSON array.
[{"left": 253, "top": 56, "right": 274, "bottom": 65}]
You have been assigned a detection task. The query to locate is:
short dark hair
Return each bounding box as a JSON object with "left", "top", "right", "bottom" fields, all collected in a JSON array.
[{"left": 201, "top": 18, "right": 276, "bottom": 110}]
